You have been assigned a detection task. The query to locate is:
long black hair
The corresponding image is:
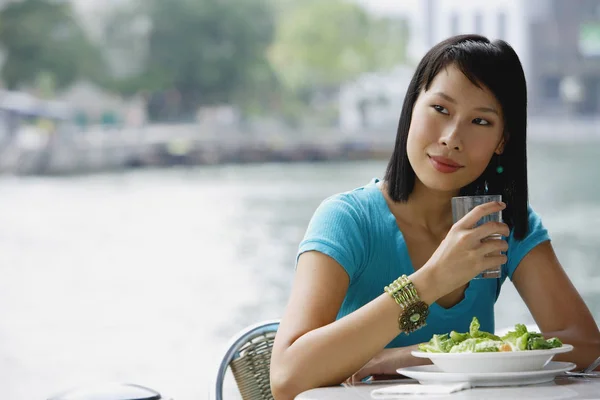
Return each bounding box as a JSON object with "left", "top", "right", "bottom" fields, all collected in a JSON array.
[{"left": 384, "top": 34, "right": 529, "bottom": 239}]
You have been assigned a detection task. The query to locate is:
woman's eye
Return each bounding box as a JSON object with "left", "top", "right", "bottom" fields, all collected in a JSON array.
[
  {"left": 473, "top": 118, "right": 491, "bottom": 126},
  {"left": 432, "top": 105, "right": 449, "bottom": 114}
]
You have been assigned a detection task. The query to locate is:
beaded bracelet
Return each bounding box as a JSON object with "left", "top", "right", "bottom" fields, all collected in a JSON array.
[{"left": 384, "top": 274, "right": 429, "bottom": 334}]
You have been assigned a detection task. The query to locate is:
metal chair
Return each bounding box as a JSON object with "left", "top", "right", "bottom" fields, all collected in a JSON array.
[{"left": 214, "top": 319, "right": 280, "bottom": 400}]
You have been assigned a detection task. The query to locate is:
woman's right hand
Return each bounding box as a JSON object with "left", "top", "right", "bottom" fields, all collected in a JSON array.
[{"left": 418, "top": 201, "right": 509, "bottom": 302}]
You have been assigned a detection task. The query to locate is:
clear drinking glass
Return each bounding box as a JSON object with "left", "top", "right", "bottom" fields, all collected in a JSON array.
[{"left": 451, "top": 194, "right": 504, "bottom": 279}]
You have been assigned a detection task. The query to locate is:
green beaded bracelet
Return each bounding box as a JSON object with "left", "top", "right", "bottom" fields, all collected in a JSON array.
[{"left": 384, "top": 275, "right": 429, "bottom": 334}]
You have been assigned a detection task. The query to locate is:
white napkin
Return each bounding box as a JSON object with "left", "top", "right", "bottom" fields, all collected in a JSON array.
[{"left": 371, "top": 382, "right": 471, "bottom": 398}]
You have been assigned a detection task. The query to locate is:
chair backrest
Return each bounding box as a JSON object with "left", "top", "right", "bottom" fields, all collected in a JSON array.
[{"left": 213, "top": 319, "right": 280, "bottom": 400}]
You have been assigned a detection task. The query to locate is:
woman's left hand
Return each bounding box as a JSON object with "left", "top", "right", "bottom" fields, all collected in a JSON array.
[{"left": 345, "top": 345, "right": 431, "bottom": 384}]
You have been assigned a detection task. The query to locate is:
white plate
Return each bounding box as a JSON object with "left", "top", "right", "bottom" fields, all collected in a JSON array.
[
  {"left": 411, "top": 344, "right": 573, "bottom": 373},
  {"left": 397, "top": 361, "right": 576, "bottom": 387}
]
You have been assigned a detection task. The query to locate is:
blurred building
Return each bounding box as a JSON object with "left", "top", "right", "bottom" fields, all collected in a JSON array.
[
  {"left": 339, "top": 66, "right": 413, "bottom": 132},
  {"left": 356, "top": 0, "right": 600, "bottom": 118},
  {"left": 356, "top": 0, "right": 531, "bottom": 67},
  {"left": 529, "top": 0, "right": 600, "bottom": 116}
]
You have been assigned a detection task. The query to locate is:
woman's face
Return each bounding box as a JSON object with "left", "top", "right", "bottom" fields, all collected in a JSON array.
[{"left": 406, "top": 64, "right": 505, "bottom": 193}]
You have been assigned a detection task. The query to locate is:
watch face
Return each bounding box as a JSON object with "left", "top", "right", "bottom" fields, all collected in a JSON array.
[{"left": 399, "top": 301, "right": 430, "bottom": 334}]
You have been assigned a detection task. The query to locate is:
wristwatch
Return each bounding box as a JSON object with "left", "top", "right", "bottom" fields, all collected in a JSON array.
[{"left": 384, "top": 275, "right": 429, "bottom": 334}]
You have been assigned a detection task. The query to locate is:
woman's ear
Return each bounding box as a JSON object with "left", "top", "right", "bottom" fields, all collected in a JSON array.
[{"left": 495, "top": 132, "right": 509, "bottom": 155}]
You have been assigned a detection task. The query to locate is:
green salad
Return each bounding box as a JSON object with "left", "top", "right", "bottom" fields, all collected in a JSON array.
[{"left": 418, "top": 317, "right": 563, "bottom": 353}]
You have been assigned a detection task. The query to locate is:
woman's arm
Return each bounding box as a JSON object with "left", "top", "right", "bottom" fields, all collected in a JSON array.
[
  {"left": 512, "top": 241, "right": 600, "bottom": 370},
  {"left": 269, "top": 251, "right": 439, "bottom": 400}
]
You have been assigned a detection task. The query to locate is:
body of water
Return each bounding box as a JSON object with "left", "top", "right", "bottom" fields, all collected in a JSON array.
[{"left": 1, "top": 141, "right": 599, "bottom": 399}]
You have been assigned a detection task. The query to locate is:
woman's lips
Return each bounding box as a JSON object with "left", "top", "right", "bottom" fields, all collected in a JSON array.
[{"left": 428, "top": 155, "right": 463, "bottom": 173}]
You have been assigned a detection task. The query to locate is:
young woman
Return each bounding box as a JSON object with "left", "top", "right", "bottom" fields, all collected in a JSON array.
[{"left": 270, "top": 34, "right": 600, "bottom": 400}]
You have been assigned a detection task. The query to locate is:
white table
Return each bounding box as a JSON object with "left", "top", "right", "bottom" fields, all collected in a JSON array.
[{"left": 296, "top": 376, "right": 600, "bottom": 399}]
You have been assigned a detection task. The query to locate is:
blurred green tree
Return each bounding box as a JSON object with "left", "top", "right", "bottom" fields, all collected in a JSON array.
[
  {"left": 105, "top": 0, "right": 276, "bottom": 121},
  {"left": 0, "top": 0, "right": 105, "bottom": 90},
  {"left": 268, "top": 0, "right": 408, "bottom": 93}
]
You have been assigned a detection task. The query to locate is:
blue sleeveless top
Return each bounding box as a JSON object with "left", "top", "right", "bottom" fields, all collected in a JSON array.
[{"left": 297, "top": 178, "right": 550, "bottom": 347}]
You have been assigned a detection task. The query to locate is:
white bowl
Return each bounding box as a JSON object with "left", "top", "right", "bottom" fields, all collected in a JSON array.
[{"left": 411, "top": 344, "right": 574, "bottom": 373}]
